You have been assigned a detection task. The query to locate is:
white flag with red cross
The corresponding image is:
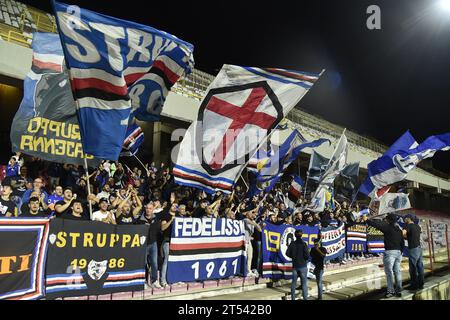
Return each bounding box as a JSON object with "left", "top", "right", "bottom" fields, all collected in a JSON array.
[{"left": 173, "top": 64, "right": 322, "bottom": 194}]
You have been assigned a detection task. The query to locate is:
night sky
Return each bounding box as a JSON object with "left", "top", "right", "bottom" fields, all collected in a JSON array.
[{"left": 25, "top": 0, "right": 450, "bottom": 173}]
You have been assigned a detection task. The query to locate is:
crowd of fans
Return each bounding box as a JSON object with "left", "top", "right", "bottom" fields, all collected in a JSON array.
[{"left": 0, "top": 153, "right": 378, "bottom": 288}]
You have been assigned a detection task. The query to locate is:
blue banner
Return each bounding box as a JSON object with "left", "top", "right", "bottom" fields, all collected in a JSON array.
[
  {"left": 0, "top": 218, "right": 50, "bottom": 300},
  {"left": 167, "top": 218, "right": 246, "bottom": 283},
  {"left": 321, "top": 224, "right": 346, "bottom": 261},
  {"left": 346, "top": 224, "right": 367, "bottom": 253},
  {"left": 262, "top": 223, "right": 319, "bottom": 279}
]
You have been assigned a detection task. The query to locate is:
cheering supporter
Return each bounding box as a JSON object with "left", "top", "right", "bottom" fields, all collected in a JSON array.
[
  {"left": 54, "top": 187, "right": 77, "bottom": 216},
  {"left": 47, "top": 186, "right": 64, "bottom": 213},
  {"left": 57, "top": 199, "right": 89, "bottom": 221},
  {"left": 6, "top": 155, "right": 21, "bottom": 177},
  {"left": 115, "top": 188, "right": 143, "bottom": 225},
  {"left": 362, "top": 213, "right": 405, "bottom": 298},
  {"left": 20, "top": 196, "right": 50, "bottom": 218},
  {"left": 310, "top": 238, "right": 327, "bottom": 300},
  {"left": 286, "top": 229, "right": 310, "bottom": 300},
  {"left": 0, "top": 178, "right": 18, "bottom": 217},
  {"left": 21, "top": 177, "right": 48, "bottom": 205},
  {"left": 92, "top": 198, "right": 117, "bottom": 224}
]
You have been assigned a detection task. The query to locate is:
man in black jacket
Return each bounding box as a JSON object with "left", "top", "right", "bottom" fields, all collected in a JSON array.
[
  {"left": 363, "top": 213, "right": 405, "bottom": 298},
  {"left": 286, "top": 229, "right": 310, "bottom": 300},
  {"left": 402, "top": 214, "right": 424, "bottom": 290},
  {"left": 310, "top": 238, "right": 327, "bottom": 300}
]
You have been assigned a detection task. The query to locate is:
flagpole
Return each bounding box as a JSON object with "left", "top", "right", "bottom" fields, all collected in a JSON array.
[
  {"left": 133, "top": 154, "right": 149, "bottom": 177},
  {"left": 240, "top": 175, "right": 249, "bottom": 192},
  {"left": 83, "top": 157, "right": 93, "bottom": 220}
]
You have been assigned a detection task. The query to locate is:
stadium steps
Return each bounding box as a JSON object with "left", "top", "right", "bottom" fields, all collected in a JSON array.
[{"left": 198, "top": 253, "right": 449, "bottom": 300}]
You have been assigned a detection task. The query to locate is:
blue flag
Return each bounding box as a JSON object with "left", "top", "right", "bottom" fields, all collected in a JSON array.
[
  {"left": 120, "top": 123, "right": 144, "bottom": 157},
  {"left": 252, "top": 132, "right": 330, "bottom": 194},
  {"left": 53, "top": 1, "right": 194, "bottom": 160},
  {"left": 360, "top": 131, "right": 450, "bottom": 198}
]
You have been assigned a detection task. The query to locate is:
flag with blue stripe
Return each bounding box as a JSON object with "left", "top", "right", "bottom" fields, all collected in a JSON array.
[
  {"left": 251, "top": 130, "right": 329, "bottom": 195},
  {"left": 360, "top": 131, "right": 450, "bottom": 198},
  {"left": 120, "top": 123, "right": 144, "bottom": 157},
  {"left": 53, "top": 1, "right": 194, "bottom": 160}
]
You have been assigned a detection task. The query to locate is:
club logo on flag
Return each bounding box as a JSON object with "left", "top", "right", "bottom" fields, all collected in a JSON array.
[{"left": 197, "top": 81, "right": 283, "bottom": 175}]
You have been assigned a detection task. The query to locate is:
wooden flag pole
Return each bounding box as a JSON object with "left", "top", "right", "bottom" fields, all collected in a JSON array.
[
  {"left": 83, "top": 157, "right": 93, "bottom": 220},
  {"left": 133, "top": 154, "right": 149, "bottom": 177}
]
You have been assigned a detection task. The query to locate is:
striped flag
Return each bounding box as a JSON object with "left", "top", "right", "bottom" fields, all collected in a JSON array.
[
  {"left": 53, "top": 1, "right": 194, "bottom": 160},
  {"left": 174, "top": 64, "right": 322, "bottom": 194},
  {"left": 367, "top": 226, "right": 385, "bottom": 253},
  {"left": 120, "top": 123, "right": 144, "bottom": 157}
]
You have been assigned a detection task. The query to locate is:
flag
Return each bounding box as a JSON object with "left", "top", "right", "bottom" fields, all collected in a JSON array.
[
  {"left": 120, "top": 123, "right": 144, "bottom": 157},
  {"left": 335, "top": 162, "right": 360, "bottom": 202},
  {"left": 307, "top": 151, "right": 330, "bottom": 182},
  {"left": 174, "top": 64, "right": 322, "bottom": 194},
  {"left": 360, "top": 131, "right": 450, "bottom": 198},
  {"left": 252, "top": 133, "right": 329, "bottom": 195},
  {"left": 378, "top": 193, "right": 411, "bottom": 214},
  {"left": 308, "top": 132, "right": 348, "bottom": 209},
  {"left": 319, "top": 132, "right": 348, "bottom": 187},
  {"left": 10, "top": 32, "right": 100, "bottom": 167},
  {"left": 53, "top": 1, "right": 194, "bottom": 160},
  {"left": 286, "top": 174, "right": 304, "bottom": 208}
]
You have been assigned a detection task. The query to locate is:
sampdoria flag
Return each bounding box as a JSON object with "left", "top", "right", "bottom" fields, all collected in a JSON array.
[
  {"left": 378, "top": 193, "right": 411, "bottom": 214},
  {"left": 360, "top": 131, "right": 450, "bottom": 198},
  {"left": 120, "top": 123, "right": 144, "bottom": 157},
  {"left": 308, "top": 132, "right": 348, "bottom": 211},
  {"left": 286, "top": 174, "right": 304, "bottom": 208},
  {"left": 174, "top": 64, "right": 322, "bottom": 194},
  {"left": 53, "top": 1, "right": 194, "bottom": 160}
]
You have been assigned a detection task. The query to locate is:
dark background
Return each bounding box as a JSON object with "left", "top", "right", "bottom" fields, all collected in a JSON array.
[{"left": 23, "top": 0, "right": 450, "bottom": 173}]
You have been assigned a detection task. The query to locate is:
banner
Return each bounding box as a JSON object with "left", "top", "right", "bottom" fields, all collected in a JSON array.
[
  {"left": 0, "top": 218, "right": 49, "bottom": 300},
  {"left": 346, "top": 224, "right": 367, "bottom": 253},
  {"left": 367, "top": 225, "right": 385, "bottom": 253},
  {"left": 45, "top": 219, "right": 148, "bottom": 299},
  {"left": 262, "top": 223, "right": 319, "bottom": 279},
  {"left": 321, "top": 224, "right": 346, "bottom": 261},
  {"left": 167, "top": 218, "right": 246, "bottom": 283},
  {"left": 10, "top": 32, "right": 100, "bottom": 167}
]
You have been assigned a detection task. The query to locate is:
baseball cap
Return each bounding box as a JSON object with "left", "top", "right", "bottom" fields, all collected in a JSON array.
[{"left": 99, "top": 197, "right": 109, "bottom": 204}]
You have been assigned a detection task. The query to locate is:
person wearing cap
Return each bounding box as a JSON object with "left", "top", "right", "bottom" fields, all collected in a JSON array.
[
  {"left": 0, "top": 178, "right": 18, "bottom": 217},
  {"left": 362, "top": 213, "right": 405, "bottom": 298},
  {"left": 310, "top": 238, "right": 327, "bottom": 300},
  {"left": 6, "top": 155, "right": 20, "bottom": 177},
  {"left": 286, "top": 229, "right": 310, "bottom": 300},
  {"left": 92, "top": 197, "right": 116, "bottom": 224},
  {"left": 402, "top": 213, "right": 424, "bottom": 290}
]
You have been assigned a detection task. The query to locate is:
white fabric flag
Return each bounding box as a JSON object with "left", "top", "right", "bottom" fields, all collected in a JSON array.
[
  {"left": 173, "top": 64, "right": 322, "bottom": 194},
  {"left": 378, "top": 193, "right": 411, "bottom": 214}
]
